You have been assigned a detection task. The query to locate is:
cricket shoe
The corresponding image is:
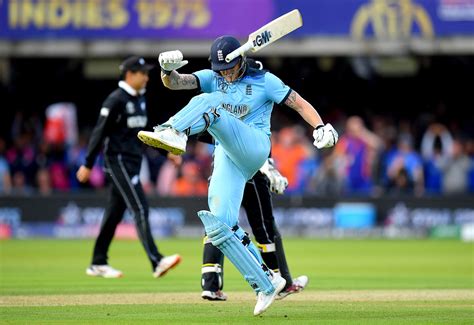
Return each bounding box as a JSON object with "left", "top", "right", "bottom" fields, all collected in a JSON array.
[
  {"left": 201, "top": 290, "right": 228, "bottom": 301},
  {"left": 276, "top": 275, "right": 309, "bottom": 300},
  {"left": 153, "top": 254, "right": 182, "bottom": 278},
  {"left": 253, "top": 272, "right": 286, "bottom": 316},
  {"left": 86, "top": 265, "right": 123, "bottom": 278},
  {"left": 137, "top": 126, "right": 187, "bottom": 155}
]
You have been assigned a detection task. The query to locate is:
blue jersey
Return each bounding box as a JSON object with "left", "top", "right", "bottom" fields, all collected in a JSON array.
[{"left": 193, "top": 68, "right": 291, "bottom": 135}]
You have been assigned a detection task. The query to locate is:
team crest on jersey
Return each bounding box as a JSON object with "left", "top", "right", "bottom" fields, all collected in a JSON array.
[
  {"left": 217, "top": 78, "right": 229, "bottom": 92},
  {"left": 140, "top": 102, "right": 146, "bottom": 111},
  {"left": 246, "top": 84, "right": 252, "bottom": 95},
  {"left": 126, "top": 101, "right": 135, "bottom": 114}
]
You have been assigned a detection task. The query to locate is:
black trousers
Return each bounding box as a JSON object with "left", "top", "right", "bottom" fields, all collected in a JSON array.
[
  {"left": 91, "top": 154, "right": 163, "bottom": 270},
  {"left": 202, "top": 171, "right": 292, "bottom": 291}
]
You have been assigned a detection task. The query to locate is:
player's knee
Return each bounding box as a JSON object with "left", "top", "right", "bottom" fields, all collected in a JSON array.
[{"left": 198, "top": 210, "right": 233, "bottom": 246}]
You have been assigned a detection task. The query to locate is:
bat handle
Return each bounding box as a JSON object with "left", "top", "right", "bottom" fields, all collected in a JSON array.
[{"left": 225, "top": 42, "right": 253, "bottom": 63}]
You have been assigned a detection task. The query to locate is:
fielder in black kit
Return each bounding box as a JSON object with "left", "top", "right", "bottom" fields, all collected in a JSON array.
[{"left": 76, "top": 56, "right": 181, "bottom": 279}]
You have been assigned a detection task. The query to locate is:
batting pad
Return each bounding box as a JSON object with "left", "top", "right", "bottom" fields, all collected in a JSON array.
[
  {"left": 233, "top": 226, "right": 264, "bottom": 265},
  {"left": 197, "top": 210, "right": 274, "bottom": 294}
]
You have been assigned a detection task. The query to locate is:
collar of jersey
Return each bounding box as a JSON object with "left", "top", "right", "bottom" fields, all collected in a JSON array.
[{"left": 119, "top": 81, "right": 146, "bottom": 96}]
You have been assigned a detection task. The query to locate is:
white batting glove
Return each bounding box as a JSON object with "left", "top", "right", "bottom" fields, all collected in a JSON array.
[
  {"left": 313, "top": 123, "right": 339, "bottom": 149},
  {"left": 259, "top": 158, "right": 288, "bottom": 194},
  {"left": 158, "top": 50, "right": 189, "bottom": 74}
]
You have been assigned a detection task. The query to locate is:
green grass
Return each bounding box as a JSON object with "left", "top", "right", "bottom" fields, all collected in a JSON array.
[{"left": 1, "top": 238, "right": 473, "bottom": 323}]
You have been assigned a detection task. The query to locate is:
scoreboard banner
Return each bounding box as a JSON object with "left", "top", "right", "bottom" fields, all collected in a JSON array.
[
  {"left": 0, "top": 0, "right": 274, "bottom": 39},
  {"left": 0, "top": 0, "right": 473, "bottom": 40}
]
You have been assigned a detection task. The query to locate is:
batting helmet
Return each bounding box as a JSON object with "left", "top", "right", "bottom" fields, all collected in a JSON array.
[{"left": 209, "top": 36, "right": 241, "bottom": 72}]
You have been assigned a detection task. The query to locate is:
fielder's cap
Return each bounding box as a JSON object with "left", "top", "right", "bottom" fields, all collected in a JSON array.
[
  {"left": 209, "top": 36, "right": 241, "bottom": 71},
  {"left": 120, "top": 56, "right": 154, "bottom": 72}
]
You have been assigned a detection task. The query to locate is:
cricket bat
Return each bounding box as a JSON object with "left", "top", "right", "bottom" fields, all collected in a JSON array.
[{"left": 225, "top": 9, "right": 303, "bottom": 63}]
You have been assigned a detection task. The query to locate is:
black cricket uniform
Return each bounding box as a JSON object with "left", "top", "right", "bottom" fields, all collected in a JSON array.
[{"left": 84, "top": 81, "right": 163, "bottom": 270}]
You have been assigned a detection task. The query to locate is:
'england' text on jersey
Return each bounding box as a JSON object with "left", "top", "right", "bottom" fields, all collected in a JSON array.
[
  {"left": 127, "top": 116, "right": 147, "bottom": 128},
  {"left": 221, "top": 103, "right": 250, "bottom": 118}
]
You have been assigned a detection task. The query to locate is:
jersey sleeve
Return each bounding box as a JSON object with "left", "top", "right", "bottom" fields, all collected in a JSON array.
[
  {"left": 84, "top": 95, "right": 121, "bottom": 168},
  {"left": 192, "top": 69, "right": 216, "bottom": 93},
  {"left": 264, "top": 72, "right": 291, "bottom": 105}
]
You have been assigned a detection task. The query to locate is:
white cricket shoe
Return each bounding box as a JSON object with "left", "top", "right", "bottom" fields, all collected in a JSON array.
[
  {"left": 137, "top": 126, "right": 187, "bottom": 155},
  {"left": 201, "top": 290, "right": 228, "bottom": 301},
  {"left": 153, "top": 254, "right": 182, "bottom": 278},
  {"left": 86, "top": 265, "right": 123, "bottom": 278},
  {"left": 253, "top": 272, "right": 286, "bottom": 316},
  {"left": 276, "top": 275, "right": 309, "bottom": 300}
]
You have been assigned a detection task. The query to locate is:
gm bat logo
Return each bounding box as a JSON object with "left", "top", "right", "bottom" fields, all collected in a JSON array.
[{"left": 253, "top": 31, "right": 272, "bottom": 47}]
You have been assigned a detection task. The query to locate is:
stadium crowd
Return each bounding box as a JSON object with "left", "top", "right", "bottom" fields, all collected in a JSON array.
[{"left": 1, "top": 108, "right": 473, "bottom": 197}]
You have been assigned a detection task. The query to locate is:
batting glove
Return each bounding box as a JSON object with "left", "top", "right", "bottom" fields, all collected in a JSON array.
[
  {"left": 259, "top": 158, "right": 288, "bottom": 194},
  {"left": 158, "top": 50, "right": 189, "bottom": 75},
  {"left": 313, "top": 123, "right": 338, "bottom": 149}
]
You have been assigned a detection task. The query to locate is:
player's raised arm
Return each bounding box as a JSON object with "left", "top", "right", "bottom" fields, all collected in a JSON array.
[
  {"left": 284, "top": 90, "right": 338, "bottom": 149},
  {"left": 158, "top": 50, "right": 198, "bottom": 90}
]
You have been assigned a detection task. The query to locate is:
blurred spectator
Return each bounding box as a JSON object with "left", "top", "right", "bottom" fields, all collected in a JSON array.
[
  {"left": 466, "top": 139, "right": 474, "bottom": 193},
  {"left": 310, "top": 152, "right": 343, "bottom": 196},
  {"left": 6, "top": 132, "right": 38, "bottom": 187},
  {"left": 0, "top": 137, "right": 12, "bottom": 194},
  {"left": 271, "top": 126, "right": 315, "bottom": 194},
  {"left": 171, "top": 161, "right": 208, "bottom": 197},
  {"left": 332, "top": 116, "right": 383, "bottom": 195},
  {"left": 386, "top": 135, "right": 424, "bottom": 196},
  {"left": 36, "top": 168, "right": 52, "bottom": 196},
  {"left": 420, "top": 123, "right": 453, "bottom": 194},
  {"left": 11, "top": 112, "right": 43, "bottom": 145},
  {"left": 388, "top": 167, "right": 414, "bottom": 196},
  {"left": 156, "top": 159, "right": 179, "bottom": 196},
  {"left": 437, "top": 138, "right": 471, "bottom": 194},
  {"left": 68, "top": 132, "right": 105, "bottom": 190},
  {"left": 11, "top": 170, "right": 33, "bottom": 195}
]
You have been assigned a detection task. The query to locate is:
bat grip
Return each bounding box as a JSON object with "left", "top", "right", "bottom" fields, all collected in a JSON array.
[{"left": 225, "top": 42, "right": 253, "bottom": 63}]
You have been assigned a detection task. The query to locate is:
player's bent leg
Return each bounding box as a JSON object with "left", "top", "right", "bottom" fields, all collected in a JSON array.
[
  {"left": 197, "top": 211, "right": 274, "bottom": 294},
  {"left": 138, "top": 94, "right": 222, "bottom": 154}
]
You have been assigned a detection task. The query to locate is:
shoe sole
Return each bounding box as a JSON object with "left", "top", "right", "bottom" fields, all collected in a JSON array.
[
  {"left": 137, "top": 131, "right": 185, "bottom": 155},
  {"left": 275, "top": 287, "right": 302, "bottom": 300},
  {"left": 154, "top": 256, "right": 182, "bottom": 278},
  {"left": 201, "top": 295, "right": 227, "bottom": 301},
  {"left": 86, "top": 270, "right": 123, "bottom": 278},
  {"left": 276, "top": 276, "right": 309, "bottom": 300},
  {"left": 254, "top": 278, "right": 286, "bottom": 316}
]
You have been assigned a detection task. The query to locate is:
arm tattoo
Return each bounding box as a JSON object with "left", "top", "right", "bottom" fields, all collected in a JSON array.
[
  {"left": 166, "top": 72, "right": 197, "bottom": 90},
  {"left": 284, "top": 90, "right": 299, "bottom": 110},
  {"left": 179, "top": 75, "right": 197, "bottom": 88}
]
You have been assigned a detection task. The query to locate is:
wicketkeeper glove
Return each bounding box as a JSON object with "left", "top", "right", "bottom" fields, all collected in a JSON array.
[
  {"left": 313, "top": 123, "right": 339, "bottom": 149},
  {"left": 158, "top": 50, "right": 189, "bottom": 75},
  {"left": 259, "top": 158, "right": 288, "bottom": 194}
]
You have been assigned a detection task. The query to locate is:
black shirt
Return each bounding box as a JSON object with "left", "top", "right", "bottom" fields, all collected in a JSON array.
[{"left": 84, "top": 81, "right": 147, "bottom": 168}]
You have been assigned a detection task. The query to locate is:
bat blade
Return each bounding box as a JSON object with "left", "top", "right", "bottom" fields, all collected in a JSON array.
[{"left": 225, "top": 9, "right": 303, "bottom": 63}]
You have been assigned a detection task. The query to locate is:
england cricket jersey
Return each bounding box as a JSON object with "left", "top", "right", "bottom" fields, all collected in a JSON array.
[{"left": 193, "top": 67, "right": 291, "bottom": 135}]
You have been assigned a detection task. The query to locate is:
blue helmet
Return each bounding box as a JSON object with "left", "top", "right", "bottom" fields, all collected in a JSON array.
[{"left": 209, "top": 36, "right": 241, "bottom": 71}]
